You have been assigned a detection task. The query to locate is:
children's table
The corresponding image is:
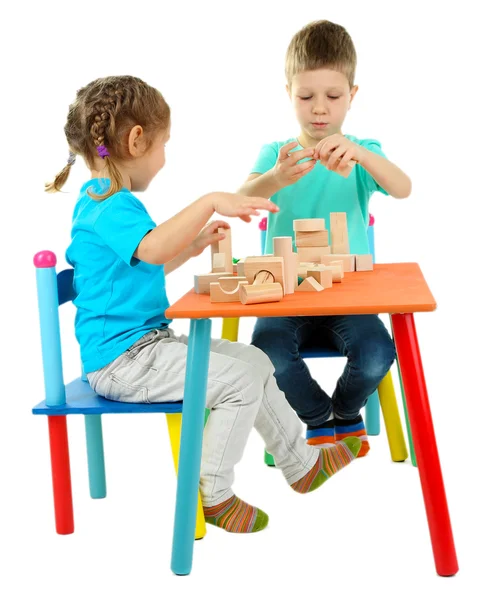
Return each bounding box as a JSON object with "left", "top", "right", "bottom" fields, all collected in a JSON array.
[{"left": 166, "top": 263, "right": 458, "bottom": 577}]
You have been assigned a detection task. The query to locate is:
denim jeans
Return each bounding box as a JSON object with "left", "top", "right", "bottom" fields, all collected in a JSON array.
[{"left": 251, "top": 315, "right": 396, "bottom": 425}]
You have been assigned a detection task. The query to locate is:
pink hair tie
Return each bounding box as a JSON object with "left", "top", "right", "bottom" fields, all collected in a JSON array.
[{"left": 97, "top": 145, "right": 110, "bottom": 158}]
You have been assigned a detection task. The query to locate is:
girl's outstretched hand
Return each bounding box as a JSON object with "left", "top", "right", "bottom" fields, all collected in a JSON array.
[
  {"left": 189, "top": 220, "right": 230, "bottom": 257},
  {"left": 209, "top": 192, "right": 279, "bottom": 223}
]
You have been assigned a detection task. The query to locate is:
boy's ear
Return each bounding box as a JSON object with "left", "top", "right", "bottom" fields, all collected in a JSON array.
[
  {"left": 348, "top": 85, "right": 359, "bottom": 110},
  {"left": 128, "top": 125, "right": 146, "bottom": 157}
]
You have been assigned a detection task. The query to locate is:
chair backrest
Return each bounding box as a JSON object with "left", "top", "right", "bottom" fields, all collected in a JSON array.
[
  {"left": 34, "top": 251, "right": 75, "bottom": 407},
  {"left": 259, "top": 214, "right": 376, "bottom": 261}
]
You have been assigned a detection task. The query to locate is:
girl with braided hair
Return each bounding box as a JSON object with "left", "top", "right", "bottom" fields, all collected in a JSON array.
[{"left": 46, "top": 75, "right": 360, "bottom": 534}]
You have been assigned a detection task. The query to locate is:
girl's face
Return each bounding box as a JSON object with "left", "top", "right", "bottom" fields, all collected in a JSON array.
[{"left": 130, "top": 126, "right": 170, "bottom": 191}]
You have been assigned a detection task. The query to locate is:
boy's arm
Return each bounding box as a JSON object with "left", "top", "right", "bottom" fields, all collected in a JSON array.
[{"left": 359, "top": 150, "right": 412, "bottom": 199}]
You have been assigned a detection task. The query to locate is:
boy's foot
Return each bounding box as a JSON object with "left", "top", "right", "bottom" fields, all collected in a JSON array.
[
  {"left": 291, "top": 437, "right": 361, "bottom": 494},
  {"left": 335, "top": 414, "right": 370, "bottom": 457},
  {"left": 203, "top": 495, "right": 269, "bottom": 533},
  {"left": 306, "top": 416, "right": 336, "bottom": 447}
]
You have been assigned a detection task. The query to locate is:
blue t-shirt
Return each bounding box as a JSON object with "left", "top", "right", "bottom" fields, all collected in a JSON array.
[
  {"left": 251, "top": 135, "right": 388, "bottom": 255},
  {"left": 66, "top": 179, "right": 172, "bottom": 373}
]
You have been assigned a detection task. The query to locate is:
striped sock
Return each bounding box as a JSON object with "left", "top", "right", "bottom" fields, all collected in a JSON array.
[
  {"left": 203, "top": 495, "right": 269, "bottom": 533},
  {"left": 291, "top": 437, "right": 361, "bottom": 494},
  {"left": 306, "top": 417, "right": 336, "bottom": 447},
  {"left": 335, "top": 414, "right": 370, "bottom": 457}
]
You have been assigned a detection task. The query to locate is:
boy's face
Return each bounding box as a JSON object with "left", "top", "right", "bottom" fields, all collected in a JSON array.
[{"left": 288, "top": 69, "right": 358, "bottom": 144}]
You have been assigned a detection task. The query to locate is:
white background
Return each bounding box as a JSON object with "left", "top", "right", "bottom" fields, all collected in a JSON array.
[{"left": 1, "top": 0, "right": 489, "bottom": 598}]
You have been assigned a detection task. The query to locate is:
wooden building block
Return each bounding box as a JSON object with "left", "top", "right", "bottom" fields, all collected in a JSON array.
[
  {"left": 321, "top": 253, "right": 355, "bottom": 272},
  {"left": 293, "top": 218, "right": 326, "bottom": 232},
  {"left": 297, "top": 246, "right": 331, "bottom": 263},
  {"left": 239, "top": 282, "right": 283, "bottom": 305},
  {"left": 236, "top": 259, "right": 245, "bottom": 277},
  {"left": 210, "top": 278, "right": 248, "bottom": 302},
  {"left": 212, "top": 252, "right": 226, "bottom": 273},
  {"left": 243, "top": 256, "right": 284, "bottom": 290},
  {"left": 211, "top": 227, "right": 233, "bottom": 273},
  {"left": 330, "top": 212, "right": 350, "bottom": 254},
  {"left": 295, "top": 230, "right": 329, "bottom": 247},
  {"left": 307, "top": 266, "right": 333, "bottom": 288},
  {"left": 319, "top": 264, "right": 343, "bottom": 283},
  {"left": 273, "top": 236, "right": 296, "bottom": 294},
  {"left": 297, "top": 262, "right": 318, "bottom": 279},
  {"left": 254, "top": 270, "right": 274, "bottom": 284},
  {"left": 297, "top": 277, "right": 324, "bottom": 292},
  {"left": 355, "top": 254, "right": 373, "bottom": 271},
  {"left": 194, "top": 272, "right": 234, "bottom": 294}
]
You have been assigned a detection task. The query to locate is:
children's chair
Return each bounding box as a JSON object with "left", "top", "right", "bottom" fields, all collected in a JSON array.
[
  {"left": 222, "top": 215, "right": 415, "bottom": 466},
  {"left": 32, "top": 251, "right": 206, "bottom": 564}
]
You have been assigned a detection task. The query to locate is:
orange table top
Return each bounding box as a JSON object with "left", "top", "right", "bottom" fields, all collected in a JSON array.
[{"left": 166, "top": 263, "right": 437, "bottom": 320}]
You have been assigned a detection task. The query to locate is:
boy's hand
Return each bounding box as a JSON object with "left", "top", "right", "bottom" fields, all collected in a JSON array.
[
  {"left": 314, "top": 134, "right": 366, "bottom": 171},
  {"left": 273, "top": 141, "right": 316, "bottom": 187},
  {"left": 210, "top": 192, "right": 279, "bottom": 223},
  {"left": 189, "top": 220, "right": 230, "bottom": 257}
]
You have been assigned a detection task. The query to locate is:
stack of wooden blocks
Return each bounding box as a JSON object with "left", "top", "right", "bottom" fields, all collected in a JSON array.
[{"left": 194, "top": 212, "right": 373, "bottom": 305}]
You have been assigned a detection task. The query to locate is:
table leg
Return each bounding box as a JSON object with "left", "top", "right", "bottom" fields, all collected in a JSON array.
[
  {"left": 391, "top": 313, "right": 458, "bottom": 576},
  {"left": 171, "top": 318, "right": 212, "bottom": 576}
]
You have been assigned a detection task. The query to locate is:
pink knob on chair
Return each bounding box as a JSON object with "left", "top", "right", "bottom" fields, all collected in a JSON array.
[
  {"left": 259, "top": 217, "right": 268, "bottom": 231},
  {"left": 34, "top": 251, "right": 57, "bottom": 268},
  {"left": 369, "top": 214, "right": 375, "bottom": 226}
]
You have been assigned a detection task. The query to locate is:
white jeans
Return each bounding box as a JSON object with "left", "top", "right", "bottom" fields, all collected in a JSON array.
[{"left": 87, "top": 328, "right": 318, "bottom": 505}]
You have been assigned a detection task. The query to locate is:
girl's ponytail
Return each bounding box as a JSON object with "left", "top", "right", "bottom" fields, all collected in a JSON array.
[{"left": 45, "top": 151, "right": 76, "bottom": 193}]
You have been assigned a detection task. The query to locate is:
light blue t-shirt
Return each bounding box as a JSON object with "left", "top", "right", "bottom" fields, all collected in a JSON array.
[
  {"left": 66, "top": 179, "right": 172, "bottom": 373},
  {"left": 251, "top": 135, "right": 388, "bottom": 255}
]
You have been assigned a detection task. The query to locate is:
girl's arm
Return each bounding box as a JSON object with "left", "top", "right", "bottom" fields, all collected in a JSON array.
[{"left": 134, "top": 192, "right": 278, "bottom": 265}]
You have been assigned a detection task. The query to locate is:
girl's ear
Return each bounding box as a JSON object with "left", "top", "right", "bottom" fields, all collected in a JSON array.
[{"left": 128, "top": 125, "right": 145, "bottom": 157}]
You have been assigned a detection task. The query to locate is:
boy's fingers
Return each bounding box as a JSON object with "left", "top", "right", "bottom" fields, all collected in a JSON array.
[{"left": 287, "top": 148, "right": 315, "bottom": 165}]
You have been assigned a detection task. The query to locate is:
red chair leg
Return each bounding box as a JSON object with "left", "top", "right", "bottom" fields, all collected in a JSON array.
[
  {"left": 47, "top": 416, "right": 74, "bottom": 534},
  {"left": 391, "top": 313, "right": 458, "bottom": 576}
]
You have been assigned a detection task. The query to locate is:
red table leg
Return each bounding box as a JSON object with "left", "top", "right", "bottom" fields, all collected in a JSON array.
[
  {"left": 48, "top": 416, "right": 74, "bottom": 534},
  {"left": 391, "top": 313, "right": 458, "bottom": 576}
]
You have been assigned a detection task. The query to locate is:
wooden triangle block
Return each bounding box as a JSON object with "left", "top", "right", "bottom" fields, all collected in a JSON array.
[{"left": 297, "top": 276, "right": 324, "bottom": 292}]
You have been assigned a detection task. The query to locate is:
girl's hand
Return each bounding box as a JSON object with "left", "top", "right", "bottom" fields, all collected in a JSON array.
[
  {"left": 314, "top": 134, "right": 366, "bottom": 171},
  {"left": 209, "top": 192, "right": 279, "bottom": 223},
  {"left": 189, "top": 220, "right": 230, "bottom": 257},
  {"left": 272, "top": 141, "right": 316, "bottom": 187}
]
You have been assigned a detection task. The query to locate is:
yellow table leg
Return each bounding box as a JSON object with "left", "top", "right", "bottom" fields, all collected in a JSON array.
[
  {"left": 222, "top": 317, "right": 240, "bottom": 342},
  {"left": 378, "top": 370, "right": 409, "bottom": 462},
  {"left": 166, "top": 413, "right": 206, "bottom": 540}
]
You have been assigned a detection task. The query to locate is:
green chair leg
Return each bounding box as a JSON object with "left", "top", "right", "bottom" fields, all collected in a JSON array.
[{"left": 264, "top": 450, "right": 275, "bottom": 467}]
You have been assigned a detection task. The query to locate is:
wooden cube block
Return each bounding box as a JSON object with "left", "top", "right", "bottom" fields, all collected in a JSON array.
[
  {"left": 295, "top": 230, "right": 329, "bottom": 247},
  {"left": 319, "top": 264, "right": 343, "bottom": 283},
  {"left": 297, "top": 276, "right": 324, "bottom": 292},
  {"left": 307, "top": 266, "right": 333, "bottom": 288},
  {"left": 321, "top": 253, "right": 355, "bottom": 272},
  {"left": 293, "top": 218, "right": 326, "bottom": 232},
  {"left": 355, "top": 254, "right": 373, "bottom": 271}
]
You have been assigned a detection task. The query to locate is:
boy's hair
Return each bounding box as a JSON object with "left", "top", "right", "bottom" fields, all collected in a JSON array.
[
  {"left": 285, "top": 20, "right": 357, "bottom": 88},
  {"left": 46, "top": 75, "right": 170, "bottom": 200}
]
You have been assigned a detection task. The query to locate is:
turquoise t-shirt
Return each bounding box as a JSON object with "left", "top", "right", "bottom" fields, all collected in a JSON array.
[
  {"left": 66, "top": 179, "right": 172, "bottom": 373},
  {"left": 251, "top": 135, "right": 388, "bottom": 255}
]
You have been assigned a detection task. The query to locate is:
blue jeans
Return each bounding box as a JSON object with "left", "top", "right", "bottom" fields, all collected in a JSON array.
[{"left": 251, "top": 315, "right": 396, "bottom": 425}]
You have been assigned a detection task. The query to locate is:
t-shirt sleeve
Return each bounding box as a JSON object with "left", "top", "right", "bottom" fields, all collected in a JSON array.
[
  {"left": 250, "top": 143, "right": 279, "bottom": 174},
  {"left": 358, "top": 139, "right": 389, "bottom": 196},
  {"left": 93, "top": 191, "right": 156, "bottom": 267}
]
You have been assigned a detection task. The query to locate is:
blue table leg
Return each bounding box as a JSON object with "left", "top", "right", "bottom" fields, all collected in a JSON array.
[
  {"left": 171, "top": 318, "right": 212, "bottom": 576},
  {"left": 365, "top": 389, "right": 381, "bottom": 435}
]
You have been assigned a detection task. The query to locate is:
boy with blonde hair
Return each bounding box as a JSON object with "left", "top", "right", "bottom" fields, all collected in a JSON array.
[{"left": 239, "top": 20, "right": 411, "bottom": 456}]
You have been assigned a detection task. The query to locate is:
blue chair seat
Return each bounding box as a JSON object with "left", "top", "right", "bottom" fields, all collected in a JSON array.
[{"left": 33, "top": 377, "right": 183, "bottom": 416}]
